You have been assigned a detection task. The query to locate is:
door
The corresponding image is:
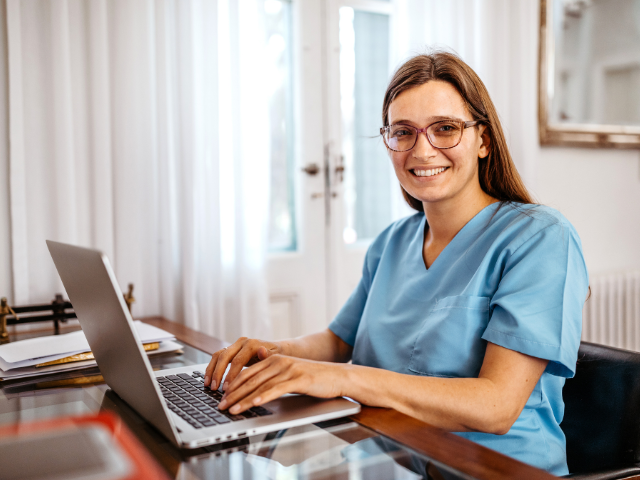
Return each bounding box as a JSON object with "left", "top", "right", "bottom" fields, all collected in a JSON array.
[
  {"left": 324, "top": 0, "right": 410, "bottom": 319},
  {"left": 266, "top": 0, "right": 406, "bottom": 339},
  {"left": 265, "top": 0, "right": 328, "bottom": 339}
]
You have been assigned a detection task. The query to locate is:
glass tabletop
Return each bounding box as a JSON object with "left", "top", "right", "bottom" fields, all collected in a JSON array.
[{"left": 0, "top": 339, "right": 470, "bottom": 480}]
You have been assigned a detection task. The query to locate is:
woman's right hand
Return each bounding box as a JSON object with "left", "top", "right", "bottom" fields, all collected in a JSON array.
[{"left": 203, "top": 337, "right": 283, "bottom": 391}]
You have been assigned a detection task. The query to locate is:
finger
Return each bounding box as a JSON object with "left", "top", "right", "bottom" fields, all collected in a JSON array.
[
  {"left": 221, "top": 359, "right": 286, "bottom": 408},
  {"left": 223, "top": 343, "right": 263, "bottom": 389},
  {"left": 226, "top": 355, "right": 277, "bottom": 392},
  {"left": 203, "top": 351, "right": 221, "bottom": 386},
  {"left": 211, "top": 339, "right": 246, "bottom": 390},
  {"left": 257, "top": 345, "right": 272, "bottom": 361},
  {"left": 225, "top": 354, "right": 293, "bottom": 397},
  {"left": 245, "top": 344, "right": 278, "bottom": 366},
  {"left": 227, "top": 380, "right": 298, "bottom": 415}
]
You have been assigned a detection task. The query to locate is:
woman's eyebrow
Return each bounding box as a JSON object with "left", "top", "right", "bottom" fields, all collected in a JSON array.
[{"left": 388, "top": 115, "right": 465, "bottom": 125}]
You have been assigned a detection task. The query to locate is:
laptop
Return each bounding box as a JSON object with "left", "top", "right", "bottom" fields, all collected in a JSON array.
[{"left": 46, "top": 240, "right": 360, "bottom": 449}]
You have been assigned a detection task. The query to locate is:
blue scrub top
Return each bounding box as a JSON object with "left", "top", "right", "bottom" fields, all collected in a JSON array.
[{"left": 328, "top": 202, "right": 589, "bottom": 476}]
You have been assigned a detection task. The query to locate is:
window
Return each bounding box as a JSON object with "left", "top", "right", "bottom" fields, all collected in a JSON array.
[{"left": 265, "top": 0, "right": 296, "bottom": 251}]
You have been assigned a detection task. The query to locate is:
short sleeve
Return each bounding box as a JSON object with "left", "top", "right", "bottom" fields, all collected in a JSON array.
[
  {"left": 482, "top": 221, "right": 589, "bottom": 378},
  {"left": 328, "top": 280, "right": 367, "bottom": 346},
  {"left": 328, "top": 250, "right": 375, "bottom": 347}
]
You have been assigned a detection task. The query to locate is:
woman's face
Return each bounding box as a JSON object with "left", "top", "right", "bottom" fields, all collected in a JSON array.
[{"left": 386, "top": 80, "right": 490, "bottom": 209}]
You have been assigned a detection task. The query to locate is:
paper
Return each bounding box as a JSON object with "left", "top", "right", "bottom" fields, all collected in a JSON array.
[
  {"left": 35, "top": 342, "right": 160, "bottom": 367},
  {"left": 0, "top": 321, "right": 175, "bottom": 370},
  {"left": 130, "top": 321, "right": 176, "bottom": 344},
  {"left": 0, "top": 330, "right": 89, "bottom": 364},
  {"left": 0, "top": 339, "right": 183, "bottom": 380}
]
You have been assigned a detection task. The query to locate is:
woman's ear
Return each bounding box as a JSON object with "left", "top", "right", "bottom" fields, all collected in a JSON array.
[{"left": 478, "top": 126, "right": 491, "bottom": 159}]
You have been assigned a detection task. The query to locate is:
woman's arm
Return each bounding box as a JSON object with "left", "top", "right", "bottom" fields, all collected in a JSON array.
[
  {"left": 204, "top": 329, "right": 352, "bottom": 390},
  {"left": 218, "top": 342, "right": 547, "bottom": 434},
  {"left": 278, "top": 329, "right": 353, "bottom": 363},
  {"left": 346, "top": 343, "right": 548, "bottom": 433}
]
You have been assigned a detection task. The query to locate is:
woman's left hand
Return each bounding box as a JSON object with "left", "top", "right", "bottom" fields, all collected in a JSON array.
[{"left": 218, "top": 354, "right": 346, "bottom": 414}]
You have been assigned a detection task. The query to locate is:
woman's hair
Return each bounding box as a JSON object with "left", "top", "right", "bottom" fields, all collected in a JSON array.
[{"left": 382, "top": 51, "right": 534, "bottom": 211}]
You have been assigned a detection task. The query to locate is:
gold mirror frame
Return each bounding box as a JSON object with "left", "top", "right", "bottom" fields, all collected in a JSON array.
[{"left": 538, "top": 0, "right": 640, "bottom": 149}]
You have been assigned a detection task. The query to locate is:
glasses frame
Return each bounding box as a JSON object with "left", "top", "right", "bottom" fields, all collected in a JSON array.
[{"left": 380, "top": 119, "right": 483, "bottom": 152}]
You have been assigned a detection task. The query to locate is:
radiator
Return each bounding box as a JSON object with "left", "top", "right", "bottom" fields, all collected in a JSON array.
[{"left": 582, "top": 272, "right": 640, "bottom": 351}]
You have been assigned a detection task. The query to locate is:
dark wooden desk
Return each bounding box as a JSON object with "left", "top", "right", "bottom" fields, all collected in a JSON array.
[{"left": 142, "top": 316, "right": 556, "bottom": 480}]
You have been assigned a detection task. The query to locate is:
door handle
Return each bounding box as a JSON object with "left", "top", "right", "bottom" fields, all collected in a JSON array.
[
  {"left": 301, "top": 163, "right": 320, "bottom": 176},
  {"left": 335, "top": 155, "right": 345, "bottom": 183}
]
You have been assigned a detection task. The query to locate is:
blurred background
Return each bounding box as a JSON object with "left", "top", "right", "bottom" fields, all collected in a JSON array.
[{"left": 0, "top": 0, "right": 638, "bottom": 346}]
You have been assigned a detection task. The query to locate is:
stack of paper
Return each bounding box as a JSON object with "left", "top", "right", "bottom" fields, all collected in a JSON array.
[{"left": 0, "top": 321, "right": 182, "bottom": 380}]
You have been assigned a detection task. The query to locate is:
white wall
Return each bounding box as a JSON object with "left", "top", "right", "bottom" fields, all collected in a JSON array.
[{"left": 536, "top": 148, "right": 640, "bottom": 275}]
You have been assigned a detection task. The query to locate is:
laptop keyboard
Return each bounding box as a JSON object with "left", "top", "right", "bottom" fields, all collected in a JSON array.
[{"left": 156, "top": 371, "right": 272, "bottom": 429}]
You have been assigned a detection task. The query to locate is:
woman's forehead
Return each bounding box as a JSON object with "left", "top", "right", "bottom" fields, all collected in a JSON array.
[{"left": 388, "top": 80, "right": 469, "bottom": 125}]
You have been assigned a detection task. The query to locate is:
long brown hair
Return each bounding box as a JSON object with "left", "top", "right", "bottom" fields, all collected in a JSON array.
[{"left": 382, "top": 51, "right": 534, "bottom": 211}]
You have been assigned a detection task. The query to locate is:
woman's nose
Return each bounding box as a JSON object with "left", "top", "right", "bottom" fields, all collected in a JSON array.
[{"left": 412, "top": 132, "right": 438, "bottom": 159}]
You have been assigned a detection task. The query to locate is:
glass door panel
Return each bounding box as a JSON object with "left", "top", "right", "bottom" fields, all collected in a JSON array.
[
  {"left": 340, "top": 8, "right": 393, "bottom": 245},
  {"left": 325, "top": 0, "right": 396, "bottom": 318},
  {"left": 266, "top": 0, "right": 297, "bottom": 252}
]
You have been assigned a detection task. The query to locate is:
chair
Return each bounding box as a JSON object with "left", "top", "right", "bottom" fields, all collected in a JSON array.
[{"left": 561, "top": 342, "right": 640, "bottom": 479}]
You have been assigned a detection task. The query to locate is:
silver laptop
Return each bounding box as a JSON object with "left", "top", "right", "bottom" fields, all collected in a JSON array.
[{"left": 47, "top": 240, "right": 360, "bottom": 448}]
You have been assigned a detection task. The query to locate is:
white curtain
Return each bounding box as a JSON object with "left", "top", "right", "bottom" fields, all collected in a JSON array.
[
  {"left": 394, "top": 0, "right": 540, "bottom": 192},
  {"left": 6, "top": 0, "right": 271, "bottom": 342}
]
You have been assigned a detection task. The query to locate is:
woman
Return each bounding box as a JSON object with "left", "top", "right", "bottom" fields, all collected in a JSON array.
[{"left": 203, "top": 52, "right": 588, "bottom": 476}]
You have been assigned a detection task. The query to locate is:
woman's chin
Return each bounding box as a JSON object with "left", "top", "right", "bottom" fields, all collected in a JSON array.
[{"left": 405, "top": 188, "right": 450, "bottom": 206}]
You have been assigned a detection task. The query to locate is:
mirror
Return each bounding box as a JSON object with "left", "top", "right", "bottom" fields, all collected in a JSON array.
[{"left": 538, "top": 0, "right": 640, "bottom": 148}]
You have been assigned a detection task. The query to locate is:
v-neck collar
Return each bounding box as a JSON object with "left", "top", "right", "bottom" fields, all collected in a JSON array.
[{"left": 419, "top": 202, "right": 501, "bottom": 272}]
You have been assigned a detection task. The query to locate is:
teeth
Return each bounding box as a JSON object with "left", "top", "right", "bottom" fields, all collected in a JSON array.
[{"left": 413, "top": 167, "right": 447, "bottom": 177}]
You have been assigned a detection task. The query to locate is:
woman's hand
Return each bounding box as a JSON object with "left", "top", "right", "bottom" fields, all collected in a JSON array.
[
  {"left": 204, "top": 337, "right": 283, "bottom": 391},
  {"left": 204, "top": 330, "right": 354, "bottom": 391},
  {"left": 218, "top": 355, "right": 345, "bottom": 414}
]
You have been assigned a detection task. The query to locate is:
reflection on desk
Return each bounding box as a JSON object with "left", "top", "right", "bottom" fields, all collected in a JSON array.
[{"left": 104, "top": 387, "right": 448, "bottom": 480}]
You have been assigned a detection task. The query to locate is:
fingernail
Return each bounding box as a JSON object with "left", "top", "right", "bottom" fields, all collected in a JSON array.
[
  {"left": 204, "top": 375, "right": 210, "bottom": 385},
  {"left": 211, "top": 380, "right": 217, "bottom": 390},
  {"left": 219, "top": 399, "right": 227, "bottom": 409},
  {"left": 230, "top": 405, "right": 240, "bottom": 414},
  {"left": 253, "top": 396, "right": 262, "bottom": 405},
  {"left": 223, "top": 382, "right": 229, "bottom": 391}
]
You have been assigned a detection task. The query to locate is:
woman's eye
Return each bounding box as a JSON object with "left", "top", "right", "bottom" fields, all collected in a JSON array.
[
  {"left": 391, "top": 129, "right": 412, "bottom": 137},
  {"left": 434, "top": 123, "right": 459, "bottom": 133}
]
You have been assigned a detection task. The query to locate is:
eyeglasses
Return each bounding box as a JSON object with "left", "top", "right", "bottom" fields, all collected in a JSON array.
[{"left": 380, "top": 119, "right": 483, "bottom": 152}]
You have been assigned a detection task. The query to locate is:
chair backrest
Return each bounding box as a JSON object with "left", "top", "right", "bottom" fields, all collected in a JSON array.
[{"left": 561, "top": 341, "right": 640, "bottom": 473}]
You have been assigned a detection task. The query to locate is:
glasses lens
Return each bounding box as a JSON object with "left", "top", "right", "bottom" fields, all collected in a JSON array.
[
  {"left": 427, "top": 121, "right": 463, "bottom": 148},
  {"left": 385, "top": 125, "right": 417, "bottom": 152}
]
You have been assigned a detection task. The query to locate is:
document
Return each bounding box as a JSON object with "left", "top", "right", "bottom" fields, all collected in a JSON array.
[
  {"left": 0, "top": 340, "right": 183, "bottom": 380},
  {"left": 0, "top": 321, "right": 180, "bottom": 380}
]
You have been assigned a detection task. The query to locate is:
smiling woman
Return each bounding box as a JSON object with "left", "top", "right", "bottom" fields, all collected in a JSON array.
[
  {"left": 202, "top": 52, "right": 589, "bottom": 477},
  {"left": 381, "top": 54, "right": 533, "bottom": 213}
]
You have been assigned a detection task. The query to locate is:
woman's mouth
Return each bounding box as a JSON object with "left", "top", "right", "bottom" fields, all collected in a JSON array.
[{"left": 411, "top": 167, "right": 449, "bottom": 177}]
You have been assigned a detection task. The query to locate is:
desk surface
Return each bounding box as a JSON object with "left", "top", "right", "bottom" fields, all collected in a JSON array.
[{"left": 0, "top": 317, "right": 555, "bottom": 480}]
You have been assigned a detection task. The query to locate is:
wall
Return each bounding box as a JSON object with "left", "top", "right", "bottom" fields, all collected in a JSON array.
[{"left": 536, "top": 148, "right": 640, "bottom": 275}]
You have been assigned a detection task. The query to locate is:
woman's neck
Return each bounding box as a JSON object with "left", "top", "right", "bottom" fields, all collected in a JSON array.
[{"left": 422, "top": 187, "right": 497, "bottom": 254}]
